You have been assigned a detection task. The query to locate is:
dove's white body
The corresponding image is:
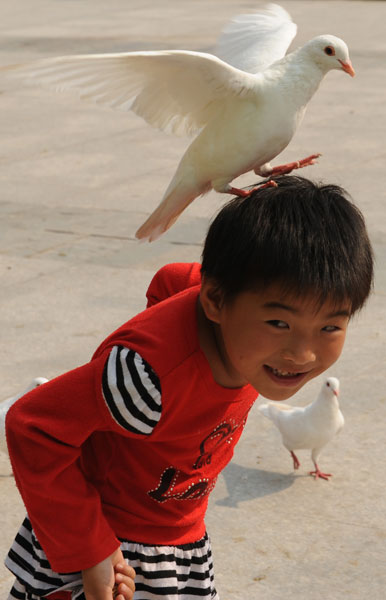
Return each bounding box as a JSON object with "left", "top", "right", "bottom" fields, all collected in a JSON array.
[
  {"left": 141, "top": 49, "right": 327, "bottom": 240},
  {"left": 8, "top": 4, "right": 354, "bottom": 240},
  {"left": 259, "top": 377, "right": 344, "bottom": 469},
  {"left": 0, "top": 378, "right": 48, "bottom": 455},
  {"left": 172, "top": 53, "right": 320, "bottom": 192}
]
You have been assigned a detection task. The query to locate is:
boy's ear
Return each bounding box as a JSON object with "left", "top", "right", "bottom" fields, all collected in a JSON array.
[{"left": 200, "top": 276, "right": 224, "bottom": 324}]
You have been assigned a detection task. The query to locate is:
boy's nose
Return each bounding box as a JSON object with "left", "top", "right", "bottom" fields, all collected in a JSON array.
[{"left": 280, "top": 343, "right": 316, "bottom": 365}]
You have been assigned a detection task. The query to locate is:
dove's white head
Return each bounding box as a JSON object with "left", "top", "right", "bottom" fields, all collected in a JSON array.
[
  {"left": 302, "top": 35, "right": 355, "bottom": 77},
  {"left": 324, "top": 377, "right": 340, "bottom": 397}
]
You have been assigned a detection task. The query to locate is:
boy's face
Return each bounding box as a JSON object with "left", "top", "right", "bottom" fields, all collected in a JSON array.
[{"left": 201, "top": 282, "right": 351, "bottom": 400}]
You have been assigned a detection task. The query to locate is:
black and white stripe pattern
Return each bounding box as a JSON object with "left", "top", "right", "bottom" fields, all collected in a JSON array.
[
  {"left": 121, "top": 535, "right": 217, "bottom": 599},
  {"left": 5, "top": 517, "right": 83, "bottom": 599},
  {"left": 6, "top": 518, "right": 219, "bottom": 599},
  {"left": 102, "top": 345, "right": 162, "bottom": 435}
]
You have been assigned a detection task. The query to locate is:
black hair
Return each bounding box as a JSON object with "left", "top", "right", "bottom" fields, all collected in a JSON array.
[{"left": 201, "top": 176, "right": 374, "bottom": 314}]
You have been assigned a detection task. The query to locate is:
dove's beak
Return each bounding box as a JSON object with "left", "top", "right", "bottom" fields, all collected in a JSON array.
[
  {"left": 339, "top": 59, "right": 355, "bottom": 77},
  {"left": 333, "top": 389, "right": 339, "bottom": 397}
]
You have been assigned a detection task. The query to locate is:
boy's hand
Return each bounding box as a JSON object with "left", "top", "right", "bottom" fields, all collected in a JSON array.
[{"left": 82, "top": 548, "right": 135, "bottom": 600}]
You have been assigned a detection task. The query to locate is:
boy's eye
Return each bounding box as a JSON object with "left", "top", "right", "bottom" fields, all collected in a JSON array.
[
  {"left": 267, "top": 320, "right": 289, "bottom": 329},
  {"left": 323, "top": 325, "right": 340, "bottom": 332}
]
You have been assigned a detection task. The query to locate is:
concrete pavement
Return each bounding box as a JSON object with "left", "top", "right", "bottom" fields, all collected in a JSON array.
[{"left": 1, "top": 1, "right": 386, "bottom": 598}]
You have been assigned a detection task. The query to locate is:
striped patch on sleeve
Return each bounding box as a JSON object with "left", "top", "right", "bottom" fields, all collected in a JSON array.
[{"left": 102, "top": 345, "right": 162, "bottom": 435}]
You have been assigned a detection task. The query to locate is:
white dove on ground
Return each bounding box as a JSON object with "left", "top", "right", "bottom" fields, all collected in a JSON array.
[
  {"left": 0, "top": 377, "right": 48, "bottom": 455},
  {"left": 5, "top": 4, "right": 355, "bottom": 241},
  {"left": 258, "top": 377, "right": 344, "bottom": 480}
]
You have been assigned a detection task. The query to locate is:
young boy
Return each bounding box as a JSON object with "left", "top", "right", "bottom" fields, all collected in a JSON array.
[{"left": 4, "top": 176, "right": 373, "bottom": 600}]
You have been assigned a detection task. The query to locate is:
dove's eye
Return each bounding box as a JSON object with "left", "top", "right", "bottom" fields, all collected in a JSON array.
[{"left": 324, "top": 46, "right": 335, "bottom": 56}]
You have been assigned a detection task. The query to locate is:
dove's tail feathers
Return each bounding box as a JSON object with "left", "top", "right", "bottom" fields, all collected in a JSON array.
[
  {"left": 258, "top": 401, "right": 293, "bottom": 425},
  {"left": 135, "top": 178, "right": 210, "bottom": 242}
]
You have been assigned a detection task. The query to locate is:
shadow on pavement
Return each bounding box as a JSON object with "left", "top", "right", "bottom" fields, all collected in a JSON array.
[{"left": 216, "top": 461, "right": 296, "bottom": 508}]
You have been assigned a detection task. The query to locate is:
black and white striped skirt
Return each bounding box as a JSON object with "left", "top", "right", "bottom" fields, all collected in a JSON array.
[{"left": 5, "top": 517, "right": 219, "bottom": 599}]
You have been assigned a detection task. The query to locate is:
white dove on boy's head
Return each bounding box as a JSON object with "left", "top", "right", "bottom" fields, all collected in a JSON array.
[
  {"left": 4, "top": 4, "right": 355, "bottom": 241},
  {"left": 258, "top": 377, "right": 344, "bottom": 480}
]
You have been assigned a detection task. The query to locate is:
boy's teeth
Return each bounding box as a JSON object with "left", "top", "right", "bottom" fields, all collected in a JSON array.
[{"left": 272, "top": 367, "right": 299, "bottom": 377}]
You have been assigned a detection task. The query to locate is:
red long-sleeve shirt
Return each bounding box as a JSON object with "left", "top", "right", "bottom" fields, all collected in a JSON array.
[{"left": 6, "top": 263, "right": 257, "bottom": 573}]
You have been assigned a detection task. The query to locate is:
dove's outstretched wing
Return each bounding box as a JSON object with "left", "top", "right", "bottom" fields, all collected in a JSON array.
[
  {"left": 214, "top": 3, "right": 297, "bottom": 74},
  {"left": 10, "top": 50, "right": 257, "bottom": 136}
]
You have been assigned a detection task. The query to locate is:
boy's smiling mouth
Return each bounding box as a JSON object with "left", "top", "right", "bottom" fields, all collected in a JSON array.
[{"left": 264, "top": 365, "right": 309, "bottom": 385}]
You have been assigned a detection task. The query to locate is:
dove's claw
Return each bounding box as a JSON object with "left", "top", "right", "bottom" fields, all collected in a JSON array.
[
  {"left": 226, "top": 186, "right": 252, "bottom": 197},
  {"left": 227, "top": 180, "right": 278, "bottom": 198},
  {"left": 254, "top": 180, "right": 278, "bottom": 191},
  {"left": 296, "top": 153, "right": 321, "bottom": 168},
  {"left": 267, "top": 153, "right": 322, "bottom": 177},
  {"left": 290, "top": 451, "right": 300, "bottom": 470},
  {"left": 309, "top": 465, "right": 332, "bottom": 480}
]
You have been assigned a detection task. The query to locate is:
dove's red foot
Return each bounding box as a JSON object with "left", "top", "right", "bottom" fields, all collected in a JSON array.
[
  {"left": 227, "top": 180, "right": 278, "bottom": 197},
  {"left": 249, "top": 180, "right": 278, "bottom": 192},
  {"left": 309, "top": 464, "right": 332, "bottom": 481},
  {"left": 227, "top": 186, "right": 252, "bottom": 197},
  {"left": 290, "top": 451, "right": 300, "bottom": 470},
  {"left": 268, "top": 154, "right": 321, "bottom": 177}
]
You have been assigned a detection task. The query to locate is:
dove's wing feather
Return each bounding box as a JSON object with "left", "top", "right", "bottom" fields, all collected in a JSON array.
[
  {"left": 260, "top": 402, "right": 305, "bottom": 430},
  {"left": 277, "top": 413, "right": 317, "bottom": 450},
  {"left": 310, "top": 409, "right": 344, "bottom": 462},
  {"left": 260, "top": 402, "right": 315, "bottom": 449},
  {"left": 337, "top": 411, "right": 345, "bottom": 433},
  {"left": 214, "top": 3, "right": 297, "bottom": 74},
  {"left": 16, "top": 50, "right": 257, "bottom": 136}
]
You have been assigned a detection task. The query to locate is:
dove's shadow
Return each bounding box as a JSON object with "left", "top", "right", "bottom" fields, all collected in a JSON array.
[{"left": 216, "top": 461, "right": 296, "bottom": 508}]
